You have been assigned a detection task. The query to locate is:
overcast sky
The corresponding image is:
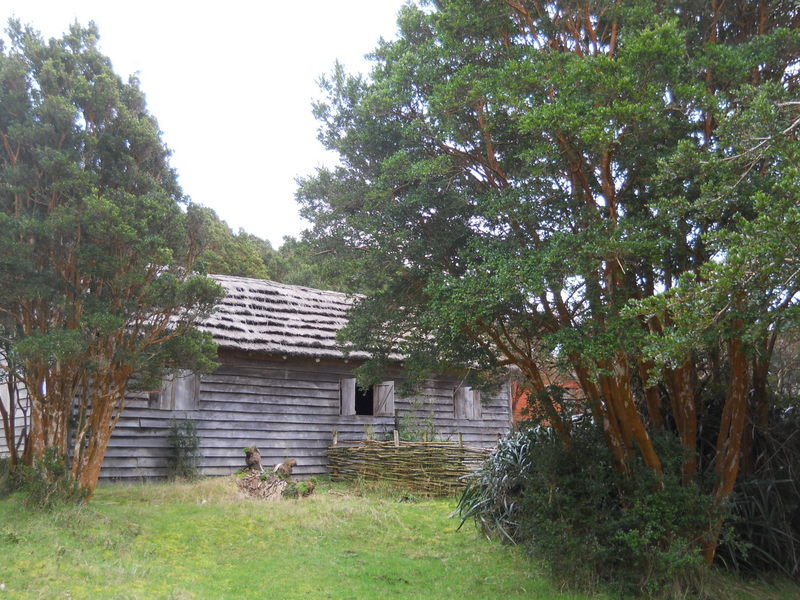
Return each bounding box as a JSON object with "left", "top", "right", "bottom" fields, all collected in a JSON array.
[{"left": 5, "top": 1, "right": 406, "bottom": 247}]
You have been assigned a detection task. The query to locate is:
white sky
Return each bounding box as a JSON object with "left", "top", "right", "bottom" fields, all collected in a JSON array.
[{"left": 5, "top": 1, "right": 406, "bottom": 247}]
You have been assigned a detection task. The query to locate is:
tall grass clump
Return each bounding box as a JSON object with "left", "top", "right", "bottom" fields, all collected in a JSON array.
[
  {"left": 457, "top": 423, "right": 719, "bottom": 597},
  {"left": 456, "top": 429, "right": 534, "bottom": 543},
  {"left": 717, "top": 408, "right": 800, "bottom": 579}
]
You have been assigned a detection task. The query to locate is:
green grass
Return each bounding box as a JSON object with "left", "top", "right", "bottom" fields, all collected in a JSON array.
[
  {"left": 0, "top": 477, "right": 588, "bottom": 600},
  {"left": 0, "top": 478, "right": 797, "bottom": 600}
]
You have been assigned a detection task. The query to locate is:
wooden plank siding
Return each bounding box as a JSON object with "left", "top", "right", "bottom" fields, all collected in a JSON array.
[{"left": 100, "top": 351, "right": 511, "bottom": 481}]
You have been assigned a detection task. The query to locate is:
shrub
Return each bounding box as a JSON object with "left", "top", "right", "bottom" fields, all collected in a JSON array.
[
  {"left": 458, "top": 423, "right": 719, "bottom": 597},
  {"left": 282, "top": 478, "right": 317, "bottom": 499},
  {"left": 16, "top": 448, "right": 87, "bottom": 510},
  {"left": 167, "top": 419, "right": 201, "bottom": 480},
  {"left": 395, "top": 408, "right": 436, "bottom": 442}
]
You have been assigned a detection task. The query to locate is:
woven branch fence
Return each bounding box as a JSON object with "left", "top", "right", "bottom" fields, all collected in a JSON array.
[{"left": 327, "top": 439, "right": 491, "bottom": 495}]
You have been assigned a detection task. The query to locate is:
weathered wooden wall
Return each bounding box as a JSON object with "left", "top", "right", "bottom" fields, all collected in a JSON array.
[{"left": 100, "top": 351, "right": 511, "bottom": 481}]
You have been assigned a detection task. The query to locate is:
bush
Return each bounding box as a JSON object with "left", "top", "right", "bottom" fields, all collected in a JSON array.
[
  {"left": 395, "top": 406, "right": 436, "bottom": 442},
  {"left": 458, "top": 423, "right": 719, "bottom": 597},
  {"left": 282, "top": 477, "right": 317, "bottom": 499},
  {"left": 167, "top": 419, "right": 201, "bottom": 480},
  {"left": 16, "top": 448, "right": 87, "bottom": 510}
]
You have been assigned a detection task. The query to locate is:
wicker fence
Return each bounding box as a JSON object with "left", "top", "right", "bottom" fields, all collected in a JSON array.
[{"left": 326, "top": 437, "right": 492, "bottom": 495}]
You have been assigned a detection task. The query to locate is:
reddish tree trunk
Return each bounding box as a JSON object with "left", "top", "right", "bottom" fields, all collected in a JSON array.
[
  {"left": 611, "top": 353, "right": 663, "bottom": 478},
  {"left": 574, "top": 362, "right": 629, "bottom": 472},
  {"left": 703, "top": 332, "right": 750, "bottom": 564},
  {"left": 664, "top": 358, "right": 698, "bottom": 483},
  {"left": 70, "top": 367, "right": 131, "bottom": 496},
  {"left": 637, "top": 359, "right": 664, "bottom": 430},
  {"left": 27, "top": 393, "right": 70, "bottom": 461}
]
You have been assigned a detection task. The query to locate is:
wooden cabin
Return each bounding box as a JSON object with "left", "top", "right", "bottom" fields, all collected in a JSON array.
[{"left": 99, "top": 275, "right": 512, "bottom": 480}]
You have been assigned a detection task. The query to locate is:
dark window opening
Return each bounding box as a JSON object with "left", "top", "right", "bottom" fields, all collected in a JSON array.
[{"left": 355, "top": 386, "right": 374, "bottom": 415}]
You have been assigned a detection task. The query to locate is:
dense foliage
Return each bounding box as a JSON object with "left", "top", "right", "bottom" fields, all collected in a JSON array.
[
  {"left": 459, "top": 424, "right": 719, "bottom": 597},
  {"left": 189, "top": 205, "right": 272, "bottom": 279},
  {"left": 298, "top": 0, "right": 799, "bottom": 563},
  {"left": 459, "top": 414, "right": 800, "bottom": 595},
  {"left": 0, "top": 22, "right": 222, "bottom": 495},
  {"left": 189, "top": 204, "right": 336, "bottom": 289}
]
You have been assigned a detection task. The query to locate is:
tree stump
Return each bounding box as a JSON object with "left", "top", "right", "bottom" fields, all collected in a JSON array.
[
  {"left": 243, "top": 446, "right": 263, "bottom": 472},
  {"left": 236, "top": 472, "right": 287, "bottom": 500}
]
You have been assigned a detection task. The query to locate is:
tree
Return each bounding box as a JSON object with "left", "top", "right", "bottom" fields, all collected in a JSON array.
[
  {"left": 263, "top": 236, "right": 341, "bottom": 290},
  {"left": 298, "top": 0, "right": 799, "bottom": 561},
  {"left": 0, "top": 21, "right": 222, "bottom": 496},
  {"left": 186, "top": 204, "right": 335, "bottom": 289},
  {"left": 188, "top": 205, "right": 272, "bottom": 279}
]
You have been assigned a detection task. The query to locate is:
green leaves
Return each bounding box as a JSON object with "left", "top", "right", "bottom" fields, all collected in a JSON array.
[
  {"left": 13, "top": 330, "right": 86, "bottom": 365},
  {"left": 298, "top": 0, "right": 799, "bottom": 405}
]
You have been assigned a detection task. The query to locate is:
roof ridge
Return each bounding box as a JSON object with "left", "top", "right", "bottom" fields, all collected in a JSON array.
[{"left": 208, "top": 273, "right": 353, "bottom": 298}]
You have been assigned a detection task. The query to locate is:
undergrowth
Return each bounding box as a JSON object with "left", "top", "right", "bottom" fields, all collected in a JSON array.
[
  {"left": 458, "top": 424, "right": 723, "bottom": 598},
  {"left": 14, "top": 448, "right": 87, "bottom": 510},
  {"left": 717, "top": 409, "right": 800, "bottom": 579}
]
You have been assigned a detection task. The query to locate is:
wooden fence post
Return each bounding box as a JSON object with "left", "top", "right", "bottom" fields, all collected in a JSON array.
[
  {"left": 332, "top": 430, "right": 338, "bottom": 446},
  {"left": 393, "top": 430, "right": 400, "bottom": 447},
  {"left": 458, "top": 432, "right": 463, "bottom": 448}
]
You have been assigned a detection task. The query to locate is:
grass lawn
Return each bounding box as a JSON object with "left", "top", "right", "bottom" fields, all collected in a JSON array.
[
  {"left": 0, "top": 477, "right": 797, "bottom": 599},
  {"left": 0, "top": 477, "right": 590, "bottom": 600}
]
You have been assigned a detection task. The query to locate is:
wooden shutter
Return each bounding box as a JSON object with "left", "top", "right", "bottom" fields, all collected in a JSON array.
[
  {"left": 158, "top": 377, "right": 175, "bottom": 410},
  {"left": 340, "top": 378, "right": 356, "bottom": 416},
  {"left": 455, "top": 386, "right": 481, "bottom": 420},
  {"left": 472, "top": 390, "right": 482, "bottom": 420},
  {"left": 454, "top": 386, "right": 472, "bottom": 420},
  {"left": 173, "top": 372, "right": 199, "bottom": 410},
  {"left": 374, "top": 381, "right": 395, "bottom": 416}
]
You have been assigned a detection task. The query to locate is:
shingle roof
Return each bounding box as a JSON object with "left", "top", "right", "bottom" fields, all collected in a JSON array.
[{"left": 201, "top": 274, "right": 366, "bottom": 359}]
